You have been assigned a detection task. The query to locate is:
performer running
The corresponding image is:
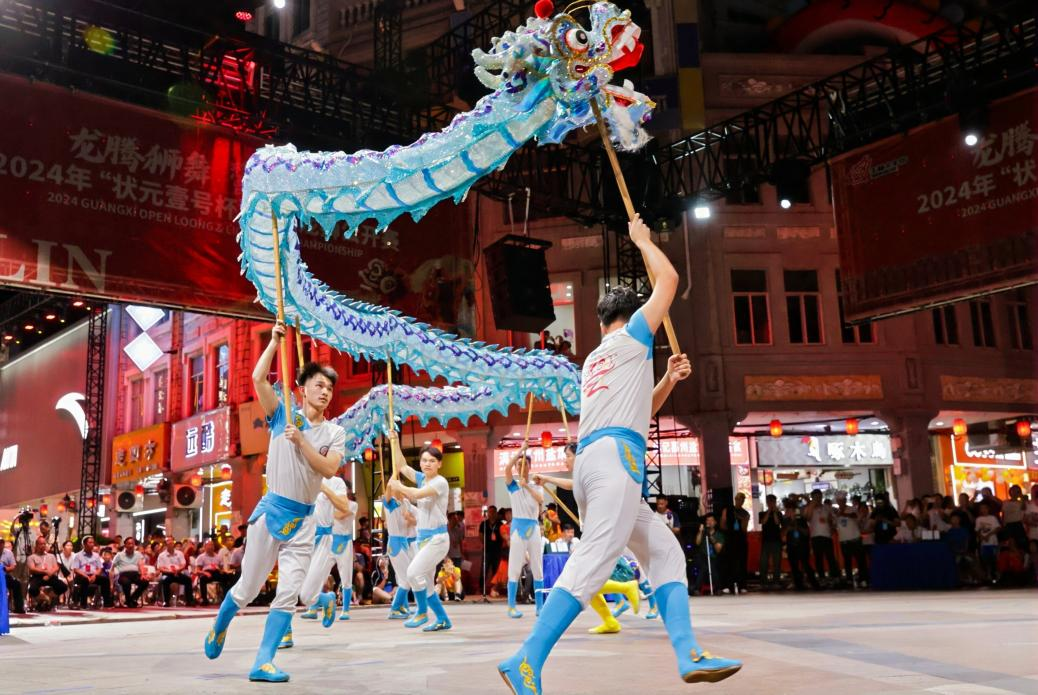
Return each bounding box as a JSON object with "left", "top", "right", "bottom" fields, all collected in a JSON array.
[
  {"left": 386, "top": 431, "right": 453, "bottom": 632},
  {"left": 295, "top": 474, "right": 357, "bottom": 632},
  {"left": 204, "top": 321, "right": 345, "bottom": 683},
  {"left": 383, "top": 487, "right": 418, "bottom": 619},
  {"left": 499, "top": 215, "right": 741, "bottom": 693},
  {"left": 504, "top": 450, "right": 544, "bottom": 618}
]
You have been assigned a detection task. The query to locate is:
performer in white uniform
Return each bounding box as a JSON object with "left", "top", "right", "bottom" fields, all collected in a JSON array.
[
  {"left": 504, "top": 451, "right": 544, "bottom": 618},
  {"left": 500, "top": 215, "right": 741, "bottom": 693},
  {"left": 383, "top": 491, "right": 418, "bottom": 619},
  {"left": 204, "top": 322, "right": 346, "bottom": 684},
  {"left": 295, "top": 474, "right": 357, "bottom": 632},
  {"left": 386, "top": 431, "right": 453, "bottom": 632}
]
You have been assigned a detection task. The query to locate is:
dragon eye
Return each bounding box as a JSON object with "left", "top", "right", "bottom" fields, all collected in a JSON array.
[{"left": 565, "top": 27, "right": 589, "bottom": 52}]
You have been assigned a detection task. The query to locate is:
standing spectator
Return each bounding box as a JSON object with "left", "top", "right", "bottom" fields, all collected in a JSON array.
[
  {"left": 975, "top": 502, "right": 1001, "bottom": 584},
  {"left": 835, "top": 495, "right": 867, "bottom": 587},
  {"left": 691, "top": 513, "right": 724, "bottom": 594},
  {"left": 71, "top": 536, "right": 112, "bottom": 609},
  {"left": 480, "top": 505, "right": 503, "bottom": 596},
  {"left": 27, "top": 536, "right": 67, "bottom": 608},
  {"left": 870, "top": 492, "right": 899, "bottom": 544},
  {"left": 758, "top": 494, "right": 784, "bottom": 589},
  {"left": 655, "top": 496, "right": 680, "bottom": 536},
  {"left": 156, "top": 537, "right": 194, "bottom": 607},
  {"left": 112, "top": 538, "right": 147, "bottom": 608},
  {"left": 1002, "top": 485, "right": 1027, "bottom": 550},
  {"left": 806, "top": 491, "right": 839, "bottom": 583},
  {"left": 1025, "top": 484, "right": 1038, "bottom": 548},
  {"left": 784, "top": 498, "right": 819, "bottom": 591},
  {"left": 448, "top": 511, "right": 464, "bottom": 568},
  {"left": 721, "top": 493, "right": 750, "bottom": 591},
  {"left": 2, "top": 539, "right": 26, "bottom": 614}
]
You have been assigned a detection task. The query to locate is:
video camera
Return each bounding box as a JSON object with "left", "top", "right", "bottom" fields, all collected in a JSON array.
[{"left": 16, "top": 506, "right": 36, "bottom": 525}]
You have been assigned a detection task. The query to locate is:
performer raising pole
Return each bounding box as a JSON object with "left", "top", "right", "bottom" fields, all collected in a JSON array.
[
  {"left": 504, "top": 450, "right": 545, "bottom": 618},
  {"left": 203, "top": 208, "right": 347, "bottom": 684},
  {"left": 498, "top": 211, "right": 741, "bottom": 693}
]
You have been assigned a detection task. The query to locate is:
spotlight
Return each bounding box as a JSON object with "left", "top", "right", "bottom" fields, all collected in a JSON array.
[
  {"left": 72, "top": 299, "right": 85, "bottom": 308},
  {"left": 958, "top": 104, "right": 987, "bottom": 148},
  {"left": 692, "top": 204, "right": 711, "bottom": 220},
  {"left": 963, "top": 132, "right": 979, "bottom": 147},
  {"left": 23, "top": 321, "right": 35, "bottom": 331},
  {"left": 44, "top": 311, "right": 57, "bottom": 321},
  {"left": 235, "top": 9, "right": 253, "bottom": 21},
  {"left": 772, "top": 158, "right": 810, "bottom": 209},
  {"left": 779, "top": 198, "right": 792, "bottom": 209},
  {"left": 273, "top": 0, "right": 286, "bottom": 8}
]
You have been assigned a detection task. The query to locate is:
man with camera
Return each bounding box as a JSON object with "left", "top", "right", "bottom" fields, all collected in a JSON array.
[{"left": 2, "top": 539, "right": 26, "bottom": 614}]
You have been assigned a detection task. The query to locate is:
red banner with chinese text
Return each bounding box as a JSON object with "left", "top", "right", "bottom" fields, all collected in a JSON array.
[
  {"left": 831, "top": 88, "right": 1038, "bottom": 321},
  {"left": 0, "top": 74, "right": 474, "bottom": 330}
]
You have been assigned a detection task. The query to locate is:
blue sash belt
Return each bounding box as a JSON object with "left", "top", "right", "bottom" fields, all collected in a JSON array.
[
  {"left": 248, "top": 492, "right": 315, "bottom": 542},
  {"left": 387, "top": 534, "right": 413, "bottom": 557},
  {"left": 578, "top": 427, "right": 647, "bottom": 490},
  {"left": 331, "top": 533, "right": 353, "bottom": 555},
  {"left": 417, "top": 525, "right": 447, "bottom": 549},
  {"left": 315, "top": 525, "right": 333, "bottom": 539},
  {"left": 511, "top": 517, "right": 540, "bottom": 540}
]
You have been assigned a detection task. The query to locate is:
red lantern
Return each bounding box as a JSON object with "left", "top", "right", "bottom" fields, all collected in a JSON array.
[
  {"left": 56, "top": 500, "right": 66, "bottom": 514},
  {"left": 190, "top": 473, "right": 203, "bottom": 488},
  {"left": 952, "top": 418, "right": 967, "bottom": 437},
  {"left": 1016, "top": 420, "right": 1032, "bottom": 439},
  {"left": 40, "top": 503, "right": 49, "bottom": 517},
  {"left": 134, "top": 483, "right": 144, "bottom": 496},
  {"left": 430, "top": 438, "right": 443, "bottom": 451},
  {"left": 540, "top": 431, "right": 553, "bottom": 449},
  {"left": 101, "top": 493, "right": 111, "bottom": 507},
  {"left": 845, "top": 418, "right": 859, "bottom": 436},
  {"left": 86, "top": 497, "right": 96, "bottom": 509},
  {"left": 220, "top": 465, "right": 233, "bottom": 481},
  {"left": 769, "top": 419, "right": 783, "bottom": 438},
  {"left": 363, "top": 448, "right": 375, "bottom": 462}
]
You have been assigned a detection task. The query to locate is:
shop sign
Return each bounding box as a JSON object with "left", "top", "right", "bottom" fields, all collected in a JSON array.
[
  {"left": 237, "top": 400, "right": 270, "bottom": 456},
  {"left": 111, "top": 423, "right": 169, "bottom": 484},
  {"left": 209, "top": 480, "right": 234, "bottom": 532},
  {"left": 441, "top": 451, "right": 465, "bottom": 489},
  {"left": 170, "top": 406, "right": 234, "bottom": 472},
  {"left": 757, "top": 434, "right": 893, "bottom": 467},
  {"left": 948, "top": 434, "right": 1028, "bottom": 468}
]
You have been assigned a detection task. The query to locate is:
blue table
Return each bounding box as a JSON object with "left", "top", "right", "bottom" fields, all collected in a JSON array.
[
  {"left": 542, "top": 552, "right": 569, "bottom": 588},
  {"left": 1, "top": 564, "right": 9, "bottom": 635},
  {"left": 870, "top": 542, "right": 958, "bottom": 591}
]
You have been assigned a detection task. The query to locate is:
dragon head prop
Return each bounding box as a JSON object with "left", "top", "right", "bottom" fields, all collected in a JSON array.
[{"left": 472, "top": 0, "right": 654, "bottom": 151}]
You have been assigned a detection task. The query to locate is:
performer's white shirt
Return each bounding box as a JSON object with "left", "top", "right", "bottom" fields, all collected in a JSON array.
[
  {"left": 314, "top": 475, "right": 350, "bottom": 528},
  {"left": 385, "top": 497, "right": 416, "bottom": 537},
  {"left": 508, "top": 482, "right": 543, "bottom": 521},
  {"left": 417, "top": 475, "right": 449, "bottom": 530},
  {"left": 577, "top": 308, "right": 654, "bottom": 440},
  {"left": 265, "top": 405, "right": 346, "bottom": 504}
]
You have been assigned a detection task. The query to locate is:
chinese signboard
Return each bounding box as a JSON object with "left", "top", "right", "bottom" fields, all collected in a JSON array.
[
  {"left": 171, "top": 406, "right": 234, "bottom": 472},
  {"left": 756, "top": 434, "right": 893, "bottom": 467},
  {"left": 832, "top": 88, "right": 1038, "bottom": 321},
  {"left": 938, "top": 435, "right": 1035, "bottom": 501},
  {"left": 208, "top": 480, "right": 234, "bottom": 533},
  {"left": 111, "top": 423, "right": 170, "bottom": 484},
  {"left": 0, "top": 74, "right": 475, "bottom": 329}
]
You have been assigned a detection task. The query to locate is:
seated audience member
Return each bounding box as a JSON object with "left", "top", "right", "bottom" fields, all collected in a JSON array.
[
  {"left": 193, "top": 539, "right": 229, "bottom": 605},
  {"left": 112, "top": 538, "right": 148, "bottom": 608},
  {"left": 27, "top": 536, "right": 67, "bottom": 610},
  {"left": 2, "top": 539, "right": 26, "bottom": 614},
  {"left": 156, "top": 537, "right": 195, "bottom": 607},
  {"left": 546, "top": 524, "right": 579, "bottom": 554},
  {"left": 436, "top": 557, "right": 464, "bottom": 602},
  {"left": 71, "top": 536, "right": 113, "bottom": 609}
]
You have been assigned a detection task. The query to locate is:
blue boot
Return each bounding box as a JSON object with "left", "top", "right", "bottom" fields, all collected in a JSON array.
[
  {"left": 317, "top": 591, "right": 337, "bottom": 628},
  {"left": 388, "top": 586, "right": 409, "bottom": 619},
  {"left": 404, "top": 589, "right": 429, "bottom": 628},
  {"left": 533, "top": 580, "right": 545, "bottom": 616},
  {"left": 641, "top": 580, "right": 659, "bottom": 619},
  {"left": 278, "top": 628, "right": 293, "bottom": 649},
  {"left": 248, "top": 609, "right": 293, "bottom": 683},
  {"left": 300, "top": 604, "right": 319, "bottom": 620},
  {"left": 498, "top": 588, "right": 582, "bottom": 695},
  {"left": 656, "top": 582, "right": 741, "bottom": 684},
  {"left": 507, "top": 580, "right": 523, "bottom": 619},
  {"left": 204, "top": 594, "right": 240, "bottom": 660},
  {"left": 423, "top": 593, "right": 452, "bottom": 631},
  {"left": 339, "top": 587, "right": 353, "bottom": 620}
]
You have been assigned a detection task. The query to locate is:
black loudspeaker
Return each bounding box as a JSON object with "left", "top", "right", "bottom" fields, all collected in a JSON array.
[{"left": 484, "top": 234, "right": 555, "bottom": 333}]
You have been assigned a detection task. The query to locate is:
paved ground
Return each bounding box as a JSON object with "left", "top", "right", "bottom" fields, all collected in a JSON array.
[{"left": 2, "top": 590, "right": 1037, "bottom": 694}]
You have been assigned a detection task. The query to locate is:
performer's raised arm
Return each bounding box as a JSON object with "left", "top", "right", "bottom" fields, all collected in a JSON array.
[
  {"left": 628, "top": 214, "right": 679, "bottom": 333},
  {"left": 252, "top": 321, "right": 285, "bottom": 418},
  {"left": 652, "top": 353, "right": 692, "bottom": 415}
]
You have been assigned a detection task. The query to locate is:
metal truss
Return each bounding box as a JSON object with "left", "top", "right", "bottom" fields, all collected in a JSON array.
[
  {"left": 76, "top": 307, "right": 107, "bottom": 540},
  {"left": 373, "top": 0, "right": 403, "bottom": 69}
]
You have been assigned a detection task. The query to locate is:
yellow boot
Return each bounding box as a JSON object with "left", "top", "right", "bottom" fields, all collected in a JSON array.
[
  {"left": 601, "top": 580, "right": 640, "bottom": 616},
  {"left": 588, "top": 593, "right": 622, "bottom": 634}
]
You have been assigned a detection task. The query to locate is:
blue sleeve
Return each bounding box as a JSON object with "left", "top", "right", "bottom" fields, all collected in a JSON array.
[
  {"left": 506, "top": 480, "right": 520, "bottom": 494},
  {"left": 415, "top": 471, "right": 426, "bottom": 487},
  {"left": 266, "top": 401, "right": 285, "bottom": 437},
  {"left": 626, "top": 307, "right": 654, "bottom": 351}
]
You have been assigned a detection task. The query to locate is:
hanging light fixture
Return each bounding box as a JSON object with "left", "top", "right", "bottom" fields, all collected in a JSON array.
[
  {"left": 430, "top": 438, "right": 443, "bottom": 451},
  {"left": 952, "top": 418, "right": 967, "bottom": 437},
  {"left": 190, "top": 473, "right": 203, "bottom": 488},
  {"left": 541, "top": 431, "right": 553, "bottom": 448},
  {"left": 101, "top": 493, "right": 111, "bottom": 507},
  {"left": 40, "top": 503, "right": 49, "bottom": 517},
  {"left": 363, "top": 448, "right": 375, "bottom": 462},
  {"left": 134, "top": 483, "right": 145, "bottom": 496},
  {"left": 1015, "top": 420, "right": 1032, "bottom": 439},
  {"left": 845, "top": 418, "right": 859, "bottom": 436},
  {"left": 220, "top": 465, "right": 233, "bottom": 481},
  {"left": 57, "top": 499, "right": 67, "bottom": 514},
  {"left": 769, "top": 419, "right": 783, "bottom": 438},
  {"left": 86, "top": 497, "right": 96, "bottom": 509}
]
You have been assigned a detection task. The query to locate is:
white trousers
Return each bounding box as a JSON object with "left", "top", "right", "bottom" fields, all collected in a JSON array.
[
  {"left": 299, "top": 535, "right": 354, "bottom": 606},
  {"left": 553, "top": 437, "right": 687, "bottom": 607},
  {"left": 389, "top": 544, "right": 415, "bottom": 591},
  {"left": 406, "top": 533, "right": 449, "bottom": 598},
  {"left": 508, "top": 529, "right": 544, "bottom": 582},
  {"left": 230, "top": 514, "right": 319, "bottom": 611}
]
